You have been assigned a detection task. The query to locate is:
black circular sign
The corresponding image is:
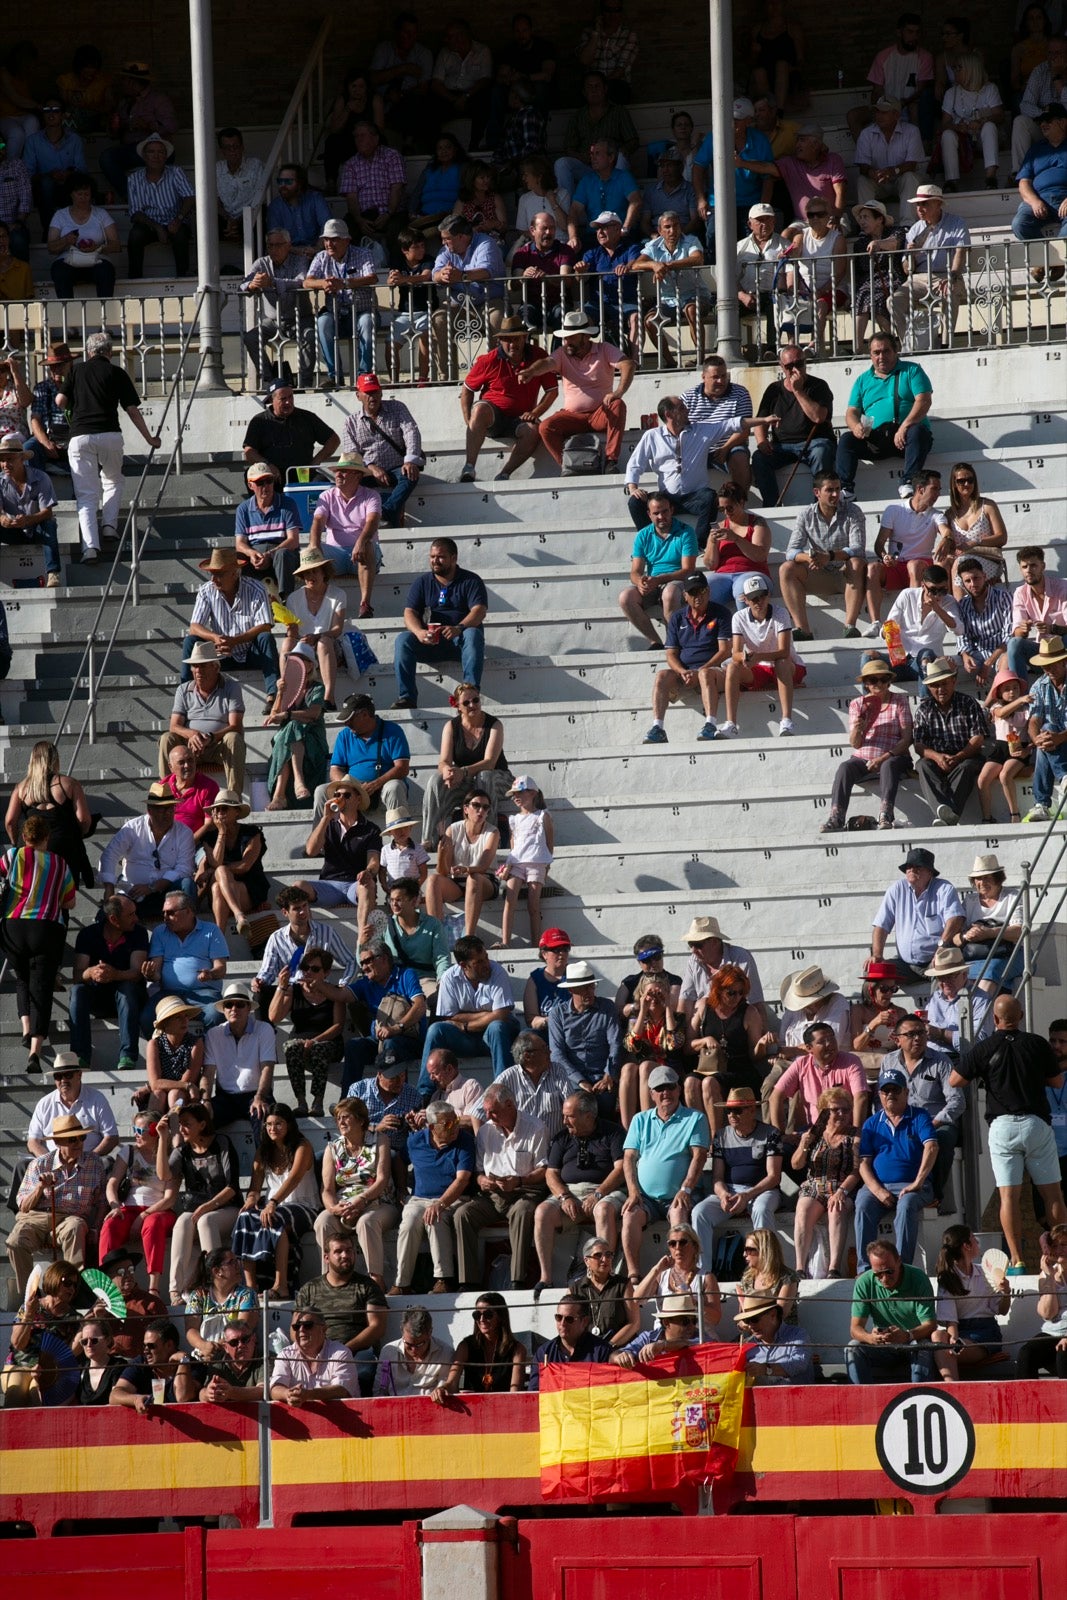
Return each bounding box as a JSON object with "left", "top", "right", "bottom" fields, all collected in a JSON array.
[{"left": 874, "top": 1386, "right": 976, "bottom": 1495}]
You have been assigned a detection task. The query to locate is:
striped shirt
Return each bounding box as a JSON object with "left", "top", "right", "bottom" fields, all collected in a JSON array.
[
  {"left": 256, "top": 917, "right": 358, "bottom": 989},
  {"left": 681, "top": 380, "right": 753, "bottom": 429},
  {"left": 17, "top": 1149, "right": 107, "bottom": 1221},
  {"left": 0, "top": 845, "right": 76, "bottom": 920},
  {"left": 127, "top": 164, "right": 194, "bottom": 228},
  {"left": 957, "top": 584, "right": 1013, "bottom": 661},
  {"left": 190, "top": 575, "right": 273, "bottom": 663},
  {"left": 306, "top": 246, "right": 378, "bottom": 313}
]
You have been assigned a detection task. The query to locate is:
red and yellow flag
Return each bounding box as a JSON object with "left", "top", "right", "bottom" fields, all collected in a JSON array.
[{"left": 538, "top": 1344, "right": 748, "bottom": 1501}]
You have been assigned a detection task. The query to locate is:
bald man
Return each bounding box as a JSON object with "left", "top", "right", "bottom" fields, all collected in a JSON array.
[{"left": 952, "top": 997, "right": 1067, "bottom": 1271}]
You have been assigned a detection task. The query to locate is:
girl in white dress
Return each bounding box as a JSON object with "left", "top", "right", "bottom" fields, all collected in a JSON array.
[{"left": 496, "top": 774, "right": 554, "bottom": 948}]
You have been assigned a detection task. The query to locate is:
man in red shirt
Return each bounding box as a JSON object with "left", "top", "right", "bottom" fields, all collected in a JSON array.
[{"left": 459, "top": 315, "right": 557, "bottom": 482}]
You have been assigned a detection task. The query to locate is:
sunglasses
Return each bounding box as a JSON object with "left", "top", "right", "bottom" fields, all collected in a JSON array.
[
  {"left": 742, "top": 1245, "right": 759, "bottom": 1255},
  {"left": 555, "top": 1313, "right": 581, "bottom": 1324},
  {"left": 81, "top": 1334, "right": 105, "bottom": 1345},
  {"left": 459, "top": 697, "right": 481, "bottom": 706},
  {"left": 333, "top": 789, "right": 355, "bottom": 799},
  {"left": 224, "top": 1332, "right": 254, "bottom": 1346},
  {"left": 473, "top": 1309, "right": 498, "bottom": 1321},
  {"left": 953, "top": 476, "right": 975, "bottom": 485},
  {"left": 872, "top": 1266, "right": 897, "bottom": 1278},
  {"left": 222, "top": 999, "right": 250, "bottom": 1010},
  {"left": 467, "top": 801, "right": 490, "bottom": 811},
  {"left": 586, "top": 1250, "right": 612, "bottom": 1259},
  {"left": 806, "top": 210, "right": 829, "bottom": 218},
  {"left": 880, "top": 1084, "right": 905, "bottom": 1094},
  {"left": 668, "top": 1238, "right": 693, "bottom": 1247},
  {"left": 726, "top": 1106, "right": 749, "bottom": 1116},
  {"left": 292, "top": 1320, "right": 319, "bottom": 1332},
  {"left": 780, "top": 361, "right": 805, "bottom": 371},
  {"left": 664, "top": 1316, "right": 697, "bottom": 1328},
  {"left": 53, "top": 1071, "right": 78, "bottom": 1082},
  {"left": 162, "top": 907, "right": 183, "bottom": 917},
  {"left": 302, "top": 963, "right": 325, "bottom": 973}
]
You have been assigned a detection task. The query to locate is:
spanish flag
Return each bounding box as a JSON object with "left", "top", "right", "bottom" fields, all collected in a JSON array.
[{"left": 538, "top": 1345, "right": 749, "bottom": 1501}]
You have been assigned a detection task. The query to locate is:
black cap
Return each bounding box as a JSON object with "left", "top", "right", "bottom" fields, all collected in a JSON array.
[
  {"left": 899, "top": 847, "right": 937, "bottom": 873},
  {"left": 339, "top": 692, "right": 376, "bottom": 721},
  {"left": 266, "top": 377, "right": 292, "bottom": 394},
  {"left": 683, "top": 572, "right": 709, "bottom": 592},
  {"left": 1038, "top": 103, "right": 1067, "bottom": 122},
  {"left": 100, "top": 1247, "right": 141, "bottom": 1273}
]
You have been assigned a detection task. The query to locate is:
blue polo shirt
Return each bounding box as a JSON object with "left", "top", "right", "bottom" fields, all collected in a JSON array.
[
  {"left": 578, "top": 241, "right": 641, "bottom": 310},
  {"left": 632, "top": 518, "right": 699, "bottom": 577},
  {"left": 624, "top": 1103, "right": 709, "bottom": 1204},
  {"left": 330, "top": 717, "right": 410, "bottom": 783},
  {"left": 846, "top": 360, "right": 932, "bottom": 431},
  {"left": 694, "top": 129, "right": 774, "bottom": 208},
  {"left": 573, "top": 169, "right": 636, "bottom": 222},
  {"left": 859, "top": 1104, "right": 938, "bottom": 1185},
  {"left": 350, "top": 964, "right": 424, "bottom": 1038},
  {"left": 665, "top": 599, "right": 732, "bottom": 668},
  {"left": 406, "top": 1125, "right": 476, "bottom": 1198},
  {"left": 1018, "top": 138, "right": 1067, "bottom": 207},
  {"left": 404, "top": 567, "right": 489, "bottom": 628},
  {"left": 147, "top": 918, "right": 228, "bottom": 994}
]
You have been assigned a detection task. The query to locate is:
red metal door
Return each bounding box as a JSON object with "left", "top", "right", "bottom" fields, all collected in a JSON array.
[
  {"left": 794, "top": 1514, "right": 1067, "bottom": 1598},
  {"left": 205, "top": 1525, "right": 421, "bottom": 1600}
]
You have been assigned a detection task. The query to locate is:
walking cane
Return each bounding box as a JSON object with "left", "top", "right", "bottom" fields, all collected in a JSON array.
[{"left": 775, "top": 419, "right": 820, "bottom": 507}]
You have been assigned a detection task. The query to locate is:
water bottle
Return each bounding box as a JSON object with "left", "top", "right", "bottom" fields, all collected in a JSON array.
[
  {"left": 882, "top": 619, "right": 907, "bottom": 667},
  {"left": 270, "top": 1328, "right": 289, "bottom": 1356},
  {"left": 860, "top": 413, "right": 874, "bottom": 438}
]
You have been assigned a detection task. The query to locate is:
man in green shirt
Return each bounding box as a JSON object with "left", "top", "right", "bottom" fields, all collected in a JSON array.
[
  {"left": 847, "top": 1238, "right": 938, "bottom": 1383},
  {"left": 835, "top": 333, "right": 933, "bottom": 500}
]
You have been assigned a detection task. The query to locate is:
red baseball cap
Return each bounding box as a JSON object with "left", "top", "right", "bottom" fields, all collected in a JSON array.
[
  {"left": 539, "top": 927, "right": 571, "bottom": 950},
  {"left": 356, "top": 373, "right": 382, "bottom": 393}
]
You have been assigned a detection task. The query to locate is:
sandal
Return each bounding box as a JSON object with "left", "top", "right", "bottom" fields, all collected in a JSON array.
[{"left": 1009, "top": 812, "right": 1021, "bottom": 823}]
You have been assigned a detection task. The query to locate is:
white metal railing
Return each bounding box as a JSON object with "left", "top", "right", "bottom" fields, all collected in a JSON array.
[
  {"left": 241, "top": 15, "right": 334, "bottom": 274},
  {"left": 0, "top": 294, "right": 207, "bottom": 398}
]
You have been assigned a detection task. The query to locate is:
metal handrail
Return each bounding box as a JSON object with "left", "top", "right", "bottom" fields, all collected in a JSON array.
[
  {"left": 53, "top": 289, "right": 209, "bottom": 772},
  {"left": 242, "top": 15, "right": 334, "bottom": 273}
]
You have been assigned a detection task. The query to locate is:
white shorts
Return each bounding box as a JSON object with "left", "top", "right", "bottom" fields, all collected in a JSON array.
[{"left": 505, "top": 863, "right": 548, "bottom": 885}]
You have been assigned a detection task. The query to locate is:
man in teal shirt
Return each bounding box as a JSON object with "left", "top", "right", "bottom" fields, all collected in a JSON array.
[
  {"left": 836, "top": 332, "right": 933, "bottom": 498},
  {"left": 618, "top": 488, "right": 698, "bottom": 647},
  {"left": 621, "top": 1064, "right": 709, "bottom": 1278}
]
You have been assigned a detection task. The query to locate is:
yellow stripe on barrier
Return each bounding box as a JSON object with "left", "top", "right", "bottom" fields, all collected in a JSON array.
[
  {"left": 272, "top": 1429, "right": 539, "bottom": 1486},
  {"left": 971, "top": 1422, "right": 1067, "bottom": 1472},
  {"left": 737, "top": 1422, "right": 1067, "bottom": 1477},
  {"left": 3, "top": 1440, "right": 259, "bottom": 1495}
]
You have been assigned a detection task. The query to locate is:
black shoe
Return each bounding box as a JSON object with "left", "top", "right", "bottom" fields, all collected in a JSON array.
[
  {"left": 390, "top": 696, "right": 415, "bottom": 709},
  {"left": 532, "top": 1280, "right": 552, "bottom": 1301}
]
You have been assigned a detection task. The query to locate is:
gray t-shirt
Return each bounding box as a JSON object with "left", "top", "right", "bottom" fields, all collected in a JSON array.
[{"left": 172, "top": 673, "right": 245, "bottom": 734}]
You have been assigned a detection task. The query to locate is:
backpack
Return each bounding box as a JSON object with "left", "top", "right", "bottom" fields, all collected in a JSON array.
[{"left": 561, "top": 432, "right": 604, "bottom": 476}]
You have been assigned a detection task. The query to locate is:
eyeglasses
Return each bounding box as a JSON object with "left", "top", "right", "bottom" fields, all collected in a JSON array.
[
  {"left": 142, "top": 1339, "right": 167, "bottom": 1351},
  {"left": 302, "top": 963, "right": 325, "bottom": 973},
  {"left": 725, "top": 1106, "right": 749, "bottom": 1116},
  {"left": 924, "top": 586, "right": 948, "bottom": 596},
  {"left": 358, "top": 958, "right": 379, "bottom": 970},
  {"left": 53, "top": 1070, "right": 78, "bottom": 1082},
  {"left": 722, "top": 985, "right": 745, "bottom": 996},
  {"left": 880, "top": 1084, "right": 905, "bottom": 1094},
  {"left": 222, "top": 999, "right": 250, "bottom": 1010},
  {"left": 806, "top": 210, "right": 828, "bottom": 219},
  {"left": 292, "top": 1320, "right": 319, "bottom": 1332},
  {"left": 897, "top": 1028, "right": 925, "bottom": 1038},
  {"left": 162, "top": 907, "right": 182, "bottom": 917},
  {"left": 459, "top": 697, "right": 481, "bottom": 706},
  {"left": 586, "top": 1250, "right": 612, "bottom": 1260},
  {"left": 780, "top": 361, "right": 804, "bottom": 371},
  {"left": 555, "top": 1313, "right": 581, "bottom": 1324},
  {"left": 333, "top": 789, "right": 354, "bottom": 799},
  {"left": 663, "top": 1317, "right": 697, "bottom": 1328},
  {"left": 81, "top": 1334, "right": 105, "bottom": 1345}
]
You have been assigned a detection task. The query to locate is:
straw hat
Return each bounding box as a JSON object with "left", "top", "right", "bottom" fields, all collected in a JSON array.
[
  {"left": 295, "top": 548, "right": 333, "bottom": 576},
  {"left": 51, "top": 1114, "right": 90, "bottom": 1142},
  {"left": 970, "top": 853, "right": 1005, "bottom": 881},
  {"left": 154, "top": 995, "right": 203, "bottom": 1028},
  {"left": 685, "top": 915, "right": 726, "bottom": 944},
  {"left": 327, "top": 777, "right": 371, "bottom": 810},
  {"left": 857, "top": 658, "right": 894, "bottom": 682},
  {"left": 924, "top": 946, "right": 968, "bottom": 980},
  {"left": 145, "top": 782, "right": 177, "bottom": 807},
  {"left": 380, "top": 807, "right": 418, "bottom": 836},
  {"left": 1034, "top": 636, "right": 1067, "bottom": 667},
  {"left": 558, "top": 959, "right": 598, "bottom": 990},
  {"left": 333, "top": 452, "right": 367, "bottom": 474},
  {"left": 215, "top": 981, "right": 253, "bottom": 1009},
  {"left": 658, "top": 1292, "right": 697, "bottom": 1318},
  {"left": 199, "top": 546, "right": 240, "bottom": 572},
  {"left": 780, "top": 964, "right": 839, "bottom": 1010},
  {"left": 136, "top": 131, "right": 175, "bottom": 160},
  {"left": 211, "top": 788, "right": 251, "bottom": 819},
  {"left": 187, "top": 640, "right": 220, "bottom": 665},
  {"left": 735, "top": 1297, "right": 781, "bottom": 1325}
]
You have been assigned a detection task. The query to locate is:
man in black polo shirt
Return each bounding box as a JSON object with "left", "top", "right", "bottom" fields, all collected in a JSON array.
[
  {"left": 643, "top": 570, "right": 731, "bottom": 744},
  {"left": 532, "top": 1088, "right": 625, "bottom": 1291},
  {"left": 951, "top": 995, "right": 1067, "bottom": 1272},
  {"left": 392, "top": 535, "right": 489, "bottom": 708},
  {"left": 751, "top": 344, "right": 835, "bottom": 508},
  {"left": 68, "top": 893, "right": 148, "bottom": 1069},
  {"left": 61, "top": 330, "right": 161, "bottom": 563},
  {"left": 241, "top": 380, "right": 339, "bottom": 482}
]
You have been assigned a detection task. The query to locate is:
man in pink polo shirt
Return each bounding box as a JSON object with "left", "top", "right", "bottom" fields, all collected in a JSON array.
[
  {"left": 521, "top": 309, "right": 635, "bottom": 471},
  {"left": 1008, "top": 544, "right": 1067, "bottom": 681},
  {"left": 767, "top": 1021, "right": 869, "bottom": 1136}
]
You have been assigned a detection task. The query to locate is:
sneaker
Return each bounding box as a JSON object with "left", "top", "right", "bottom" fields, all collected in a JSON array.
[
  {"left": 865, "top": 621, "right": 884, "bottom": 638},
  {"left": 842, "top": 624, "right": 860, "bottom": 638},
  {"left": 898, "top": 480, "right": 914, "bottom": 500},
  {"left": 839, "top": 487, "right": 856, "bottom": 502},
  {"left": 1024, "top": 804, "right": 1051, "bottom": 822},
  {"left": 390, "top": 696, "right": 416, "bottom": 710},
  {"left": 935, "top": 804, "right": 959, "bottom": 825},
  {"left": 820, "top": 814, "right": 844, "bottom": 833},
  {"left": 459, "top": 463, "right": 476, "bottom": 483},
  {"left": 81, "top": 548, "right": 100, "bottom": 565},
  {"left": 117, "top": 1054, "right": 138, "bottom": 1070},
  {"left": 792, "top": 628, "right": 813, "bottom": 643},
  {"left": 642, "top": 724, "right": 668, "bottom": 744},
  {"left": 101, "top": 526, "right": 120, "bottom": 545},
  {"left": 494, "top": 467, "right": 512, "bottom": 481},
  {"left": 878, "top": 812, "right": 896, "bottom": 829},
  {"left": 779, "top": 717, "right": 795, "bottom": 736},
  {"left": 1005, "top": 1262, "right": 1026, "bottom": 1277},
  {"left": 45, "top": 572, "right": 60, "bottom": 588},
  {"left": 696, "top": 719, "right": 718, "bottom": 741},
  {"left": 647, "top": 637, "right": 663, "bottom": 650},
  {"left": 717, "top": 720, "right": 739, "bottom": 738}
]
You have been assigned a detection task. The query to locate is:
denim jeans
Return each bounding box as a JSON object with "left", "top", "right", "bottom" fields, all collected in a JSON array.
[
  {"left": 341, "top": 1032, "right": 422, "bottom": 1094},
  {"left": 68, "top": 979, "right": 143, "bottom": 1061},
  {"left": 692, "top": 1187, "right": 780, "bottom": 1273},
  {"left": 855, "top": 1179, "right": 933, "bottom": 1263},
  {"left": 393, "top": 627, "right": 485, "bottom": 705},
  {"left": 316, "top": 305, "right": 376, "bottom": 380},
  {"left": 418, "top": 1015, "right": 521, "bottom": 1094},
  {"left": 1012, "top": 202, "right": 1067, "bottom": 242},
  {"left": 627, "top": 487, "right": 718, "bottom": 544},
  {"left": 846, "top": 1339, "right": 937, "bottom": 1384},
  {"left": 751, "top": 437, "right": 836, "bottom": 506},
  {"left": 835, "top": 423, "right": 933, "bottom": 493},
  {"left": 1032, "top": 744, "right": 1067, "bottom": 807},
  {"left": 1006, "top": 635, "right": 1040, "bottom": 679},
  {"left": 376, "top": 469, "right": 416, "bottom": 527},
  {"left": 180, "top": 630, "right": 280, "bottom": 695}
]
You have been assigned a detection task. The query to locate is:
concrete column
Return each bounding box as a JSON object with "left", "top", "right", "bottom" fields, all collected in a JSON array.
[
  {"left": 421, "top": 1505, "right": 500, "bottom": 1600},
  {"left": 709, "top": 0, "right": 741, "bottom": 360},
  {"left": 187, "top": 0, "right": 227, "bottom": 389}
]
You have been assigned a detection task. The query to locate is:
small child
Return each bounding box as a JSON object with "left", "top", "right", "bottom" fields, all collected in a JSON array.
[
  {"left": 379, "top": 807, "right": 429, "bottom": 891},
  {"left": 388, "top": 228, "right": 432, "bottom": 382},
  {"left": 977, "top": 665, "right": 1033, "bottom": 823},
  {"left": 496, "top": 773, "right": 554, "bottom": 947}
]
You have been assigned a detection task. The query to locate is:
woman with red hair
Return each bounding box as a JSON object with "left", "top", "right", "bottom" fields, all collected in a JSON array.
[{"left": 688, "top": 964, "right": 777, "bottom": 1130}]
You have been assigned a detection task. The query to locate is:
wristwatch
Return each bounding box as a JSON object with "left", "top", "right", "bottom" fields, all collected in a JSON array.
[
  {"left": 592, "top": 1190, "right": 603, "bottom": 1202},
  {"left": 680, "top": 1184, "right": 693, "bottom": 1196}
]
